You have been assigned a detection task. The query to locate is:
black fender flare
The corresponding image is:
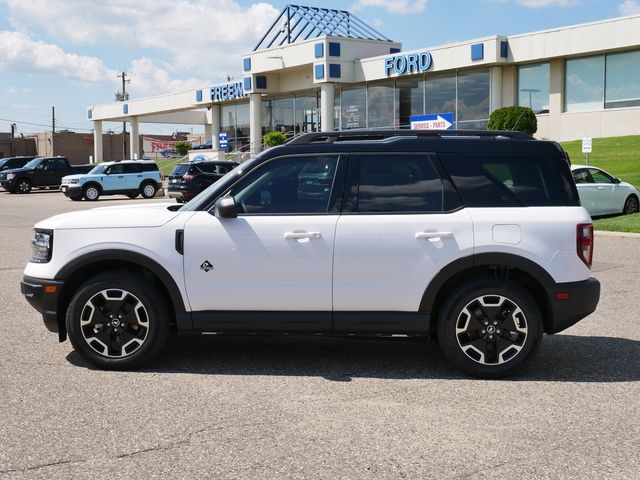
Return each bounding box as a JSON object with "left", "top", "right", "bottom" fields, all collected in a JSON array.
[
  {"left": 419, "top": 252, "right": 555, "bottom": 313},
  {"left": 56, "top": 249, "right": 187, "bottom": 313}
]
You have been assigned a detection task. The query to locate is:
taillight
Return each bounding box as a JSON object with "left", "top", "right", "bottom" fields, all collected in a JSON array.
[
  {"left": 184, "top": 174, "right": 196, "bottom": 181},
  {"left": 577, "top": 223, "right": 594, "bottom": 268}
]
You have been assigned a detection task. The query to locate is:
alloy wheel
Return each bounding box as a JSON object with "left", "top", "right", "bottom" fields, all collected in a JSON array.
[
  {"left": 624, "top": 196, "right": 639, "bottom": 214},
  {"left": 142, "top": 184, "right": 156, "bottom": 198},
  {"left": 455, "top": 294, "right": 528, "bottom": 365},
  {"left": 80, "top": 289, "right": 150, "bottom": 358}
]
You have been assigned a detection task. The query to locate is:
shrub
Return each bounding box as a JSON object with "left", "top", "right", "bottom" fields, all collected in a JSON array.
[
  {"left": 488, "top": 106, "right": 537, "bottom": 136},
  {"left": 263, "top": 131, "right": 287, "bottom": 148},
  {"left": 174, "top": 141, "right": 192, "bottom": 156}
]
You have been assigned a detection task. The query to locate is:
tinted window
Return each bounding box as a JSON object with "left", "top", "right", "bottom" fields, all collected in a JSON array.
[
  {"left": 216, "top": 164, "right": 233, "bottom": 174},
  {"left": 572, "top": 169, "right": 593, "bottom": 184},
  {"left": 232, "top": 156, "right": 339, "bottom": 214},
  {"left": 349, "top": 154, "right": 444, "bottom": 213},
  {"left": 140, "top": 162, "right": 159, "bottom": 172},
  {"left": 441, "top": 154, "right": 580, "bottom": 207},
  {"left": 123, "top": 163, "right": 141, "bottom": 174},
  {"left": 171, "top": 164, "right": 190, "bottom": 176},
  {"left": 55, "top": 158, "right": 68, "bottom": 169},
  {"left": 589, "top": 168, "right": 614, "bottom": 184},
  {"left": 108, "top": 164, "right": 124, "bottom": 174},
  {"left": 196, "top": 163, "right": 217, "bottom": 174}
]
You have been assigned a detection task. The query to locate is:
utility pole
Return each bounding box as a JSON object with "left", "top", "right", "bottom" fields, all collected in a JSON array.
[
  {"left": 10, "top": 123, "right": 16, "bottom": 156},
  {"left": 51, "top": 106, "right": 56, "bottom": 155},
  {"left": 116, "top": 71, "right": 130, "bottom": 159}
]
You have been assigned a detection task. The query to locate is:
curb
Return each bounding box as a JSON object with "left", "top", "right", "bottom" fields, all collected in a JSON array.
[{"left": 595, "top": 230, "right": 640, "bottom": 239}]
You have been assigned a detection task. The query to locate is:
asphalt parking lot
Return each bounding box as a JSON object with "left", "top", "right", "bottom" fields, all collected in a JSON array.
[{"left": 1, "top": 190, "right": 639, "bottom": 479}]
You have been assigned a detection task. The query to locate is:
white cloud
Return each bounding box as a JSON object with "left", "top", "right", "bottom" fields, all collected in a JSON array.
[
  {"left": 128, "top": 57, "right": 209, "bottom": 97},
  {"left": 0, "top": 31, "right": 117, "bottom": 83},
  {"left": 497, "top": 0, "right": 578, "bottom": 7},
  {"left": 350, "top": 0, "right": 427, "bottom": 14},
  {"left": 618, "top": 0, "right": 640, "bottom": 15},
  {"left": 4, "top": 0, "right": 280, "bottom": 77}
]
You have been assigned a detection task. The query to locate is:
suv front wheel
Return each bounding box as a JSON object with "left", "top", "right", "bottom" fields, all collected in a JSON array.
[
  {"left": 437, "top": 278, "right": 542, "bottom": 379},
  {"left": 66, "top": 273, "right": 170, "bottom": 369}
]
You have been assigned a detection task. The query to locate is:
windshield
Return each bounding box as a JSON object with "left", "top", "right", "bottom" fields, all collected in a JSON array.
[
  {"left": 181, "top": 157, "right": 260, "bottom": 211},
  {"left": 170, "top": 164, "right": 190, "bottom": 176},
  {"left": 23, "top": 158, "right": 42, "bottom": 169},
  {"left": 88, "top": 164, "right": 109, "bottom": 174},
  {"left": 0, "top": 159, "right": 7, "bottom": 168}
]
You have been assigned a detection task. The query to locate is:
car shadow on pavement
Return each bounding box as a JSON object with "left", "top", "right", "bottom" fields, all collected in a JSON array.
[{"left": 67, "top": 333, "right": 640, "bottom": 382}]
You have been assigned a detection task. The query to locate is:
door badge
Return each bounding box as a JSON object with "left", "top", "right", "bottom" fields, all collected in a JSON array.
[{"left": 200, "top": 260, "right": 214, "bottom": 272}]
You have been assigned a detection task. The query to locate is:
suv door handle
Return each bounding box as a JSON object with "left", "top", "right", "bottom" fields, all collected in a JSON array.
[
  {"left": 284, "top": 232, "right": 321, "bottom": 241},
  {"left": 415, "top": 232, "right": 453, "bottom": 241},
  {"left": 596, "top": 186, "right": 605, "bottom": 190}
]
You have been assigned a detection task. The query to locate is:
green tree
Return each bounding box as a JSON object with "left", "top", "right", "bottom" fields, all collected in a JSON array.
[
  {"left": 174, "top": 141, "right": 192, "bottom": 156},
  {"left": 263, "top": 131, "right": 287, "bottom": 148},
  {"left": 488, "top": 106, "right": 537, "bottom": 136}
]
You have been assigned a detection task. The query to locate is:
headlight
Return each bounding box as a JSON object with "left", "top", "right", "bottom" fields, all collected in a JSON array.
[
  {"left": 70, "top": 179, "right": 79, "bottom": 184},
  {"left": 31, "top": 230, "right": 53, "bottom": 263},
  {"left": 6, "top": 173, "right": 15, "bottom": 180}
]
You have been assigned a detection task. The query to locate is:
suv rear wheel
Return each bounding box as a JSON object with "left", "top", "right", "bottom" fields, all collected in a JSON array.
[
  {"left": 437, "top": 278, "right": 542, "bottom": 379},
  {"left": 140, "top": 182, "right": 157, "bottom": 199},
  {"left": 66, "top": 273, "right": 169, "bottom": 369}
]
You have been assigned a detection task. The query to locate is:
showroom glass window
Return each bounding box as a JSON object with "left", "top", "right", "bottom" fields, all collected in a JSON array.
[
  {"left": 236, "top": 103, "right": 250, "bottom": 150},
  {"left": 272, "top": 97, "right": 294, "bottom": 135},
  {"left": 367, "top": 81, "right": 396, "bottom": 128},
  {"left": 518, "top": 63, "right": 550, "bottom": 113},
  {"left": 261, "top": 99, "right": 273, "bottom": 136},
  {"left": 565, "top": 55, "right": 604, "bottom": 112},
  {"left": 396, "top": 77, "right": 424, "bottom": 128},
  {"left": 424, "top": 74, "right": 456, "bottom": 125},
  {"left": 294, "top": 94, "right": 319, "bottom": 133},
  {"left": 232, "top": 155, "right": 339, "bottom": 214},
  {"left": 221, "top": 104, "right": 236, "bottom": 150},
  {"left": 457, "top": 70, "right": 490, "bottom": 129},
  {"left": 341, "top": 85, "right": 367, "bottom": 129},
  {"left": 605, "top": 50, "right": 640, "bottom": 109}
]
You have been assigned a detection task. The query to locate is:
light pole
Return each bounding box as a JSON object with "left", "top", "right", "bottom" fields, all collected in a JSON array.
[{"left": 520, "top": 88, "right": 540, "bottom": 110}]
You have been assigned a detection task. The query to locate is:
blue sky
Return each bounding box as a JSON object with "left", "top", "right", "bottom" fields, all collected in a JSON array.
[{"left": 0, "top": 0, "right": 637, "bottom": 136}]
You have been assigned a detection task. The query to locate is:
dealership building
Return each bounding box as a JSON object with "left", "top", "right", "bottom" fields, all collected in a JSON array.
[{"left": 88, "top": 5, "right": 640, "bottom": 161}]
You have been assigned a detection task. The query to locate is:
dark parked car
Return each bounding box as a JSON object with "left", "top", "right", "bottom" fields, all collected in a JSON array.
[
  {"left": 0, "top": 156, "right": 39, "bottom": 172},
  {"left": 0, "top": 157, "right": 93, "bottom": 193},
  {"left": 168, "top": 160, "right": 238, "bottom": 203}
]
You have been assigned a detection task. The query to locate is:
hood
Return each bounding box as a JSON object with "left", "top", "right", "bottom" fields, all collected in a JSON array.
[
  {"left": 1, "top": 167, "right": 31, "bottom": 175},
  {"left": 62, "top": 173, "right": 88, "bottom": 181},
  {"left": 35, "top": 203, "right": 182, "bottom": 230}
]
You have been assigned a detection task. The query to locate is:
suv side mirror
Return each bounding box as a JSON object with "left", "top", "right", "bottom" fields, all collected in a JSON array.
[{"left": 214, "top": 195, "right": 238, "bottom": 219}]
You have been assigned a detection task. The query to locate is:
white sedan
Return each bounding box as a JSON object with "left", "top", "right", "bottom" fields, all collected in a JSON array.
[{"left": 571, "top": 165, "right": 640, "bottom": 216}]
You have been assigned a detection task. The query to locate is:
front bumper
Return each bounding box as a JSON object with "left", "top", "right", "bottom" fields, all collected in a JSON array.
[
  {"left": 547, "top": 277, "right": 600, "bottom": 334},
  {"left": 60, "top": 184, "right": 82, "bottom": 197},
  {"left": 0, "top": 178, "right": 16, "bottom": 190},
  {"left": 21, "top": 275, "right": 64, "bottom": 338}
]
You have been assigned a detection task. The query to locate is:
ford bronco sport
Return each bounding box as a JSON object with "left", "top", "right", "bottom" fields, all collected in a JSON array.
[{"left": 21, "top": 130, "right": 600, "bottom": 378}]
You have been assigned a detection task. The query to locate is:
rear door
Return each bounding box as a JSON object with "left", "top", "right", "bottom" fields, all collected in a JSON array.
[
  {"left": 332, "top": 153, "right": 474, "bottom": 332},
  {"left": 123, "top": 162, "right": 142, "bottom": 190}
]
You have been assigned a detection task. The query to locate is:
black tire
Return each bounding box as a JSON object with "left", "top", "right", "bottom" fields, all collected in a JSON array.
[
  {"left": 623, "top": 195, "right": 639, "bottom": 215},
  {"left": 66, "top": 272, "right": 170, "bottom": 370},
  {"left": 83, "top": 184, "right": 101, "bottom": 201},
  {"left": 140, "top": 182, "right": 157, "bottom": 199},
  {"left": 16, "top": 178, "right": 32, "bottom": 194},
  {"left": 437, "top": 278, "right": 543, "bottom": 379},
  {"left": 126, "top": 192, "right": 139, "bottom": 199}
]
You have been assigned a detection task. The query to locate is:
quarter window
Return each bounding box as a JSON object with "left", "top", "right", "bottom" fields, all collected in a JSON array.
[{"left": 232, "top": 156, "right": 339, "bottom": 214}]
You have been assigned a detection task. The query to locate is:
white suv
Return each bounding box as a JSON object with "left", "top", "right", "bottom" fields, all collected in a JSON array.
[{"left": 21, "top": 130, "right": 600, "bottom": 378}]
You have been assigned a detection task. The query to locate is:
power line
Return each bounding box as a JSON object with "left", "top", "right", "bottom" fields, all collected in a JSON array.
[{"left": 0, "top": 116, "right": 93, "bottom": 132}]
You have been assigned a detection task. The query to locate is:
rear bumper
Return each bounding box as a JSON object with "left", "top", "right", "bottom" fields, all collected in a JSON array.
[
  {"left": 21, "top": 275, "right": 64, "bottom": 334},
  {"left": 547, "top": 277, "right": 600, "bottom": 334},
  {"left": 167, "top": 187, "right": 195, "bottom": 201}
]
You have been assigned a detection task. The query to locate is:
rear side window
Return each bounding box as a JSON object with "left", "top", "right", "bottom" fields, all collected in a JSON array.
[
  {"left": 123, "top": 163, "right": 141, "bottom": 174},
  {"left": 140, "top": 162, "right": 159, "bottom": 172},
  {"left": 440, "top": 154, "right": 580, "bottom": 207},
  {"left": 195, "top": 163, "right": 217, "bottom": 173},
  {"left": 170, "top": 164, "right": 190, "bottom": 176},
  {"left": 345, "top": 154, "right": 445, "bottom": 213}
]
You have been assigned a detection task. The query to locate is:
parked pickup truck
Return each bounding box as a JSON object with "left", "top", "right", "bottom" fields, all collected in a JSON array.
[{"left": 0, "top": 156, "right": 93, "bottom": 194}]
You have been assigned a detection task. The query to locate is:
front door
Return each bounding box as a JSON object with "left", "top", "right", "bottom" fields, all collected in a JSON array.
[
  {"left": 183, "top": 154, "right": 343, "bottom": 331},
  {"left": 102, "top": 163, "right": 126, "bottom": 192}
]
